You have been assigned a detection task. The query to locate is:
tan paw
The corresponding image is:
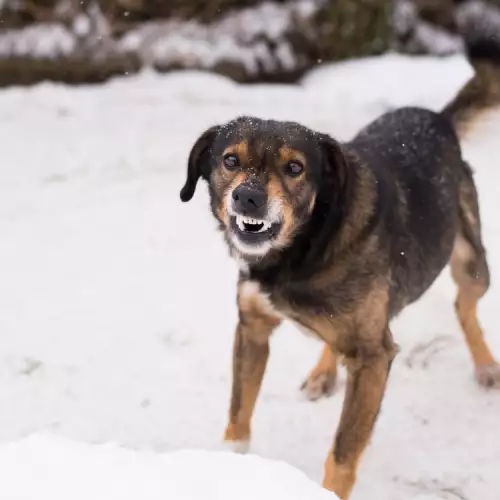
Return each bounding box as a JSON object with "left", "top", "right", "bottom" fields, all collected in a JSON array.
[
  {"left": 222, "top": 438, "right": 250, "bottom": 454},
  {"left": 323, "top": 458, "right": 356, "bottom": 499},
  {"left": 300, "top": 370, "right": 337, "bottom": 401},
  {"left": 476, "top": 363, "right": 500, "bottom": 388},
  {"left": 223, "top": 423, "right": 250, "bottom": 453}
]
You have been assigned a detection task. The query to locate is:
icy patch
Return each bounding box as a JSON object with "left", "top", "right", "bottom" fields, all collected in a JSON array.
[{"left": 0, "top": 434, "right": 338, "bottom": 500}]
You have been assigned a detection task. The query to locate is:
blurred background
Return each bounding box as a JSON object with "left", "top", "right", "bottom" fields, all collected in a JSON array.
[{"left": 0, "top": 0, "right": 496, "bottom": 86}]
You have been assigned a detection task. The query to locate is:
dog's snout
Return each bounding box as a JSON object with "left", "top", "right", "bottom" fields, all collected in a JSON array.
[{"left": 232, "top": 184, "right": 267, "bottom": 213}]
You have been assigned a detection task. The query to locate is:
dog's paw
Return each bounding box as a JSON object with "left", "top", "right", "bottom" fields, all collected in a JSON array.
[
  {"left": 223, "top": 424, "right": 250, "bottom": 454},
  {"left": 300, "top": 371, "right": 337, "bottom": 401},
  {"left": 476, "top": 363, "right": 500, "bottom": 388},
  {"left": 221, "top": 439, "right": 250, "bottom": 454}
]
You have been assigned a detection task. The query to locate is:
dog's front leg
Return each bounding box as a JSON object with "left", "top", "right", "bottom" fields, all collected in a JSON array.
[
  {"left": 323, "top": 329, "right": 395, "bottom": 499},
  {"left": 223, "top": 283, "right": 282, "bottom": 452}
]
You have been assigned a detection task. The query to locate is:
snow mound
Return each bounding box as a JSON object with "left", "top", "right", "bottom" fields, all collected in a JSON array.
[{"left": 0, "top": 434, "right": 338, "bottom": 500}]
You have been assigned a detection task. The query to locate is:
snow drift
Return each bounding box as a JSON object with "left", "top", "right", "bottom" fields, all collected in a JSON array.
[{"left": 0, "top": 434, "right": 338, "bottom": 500}]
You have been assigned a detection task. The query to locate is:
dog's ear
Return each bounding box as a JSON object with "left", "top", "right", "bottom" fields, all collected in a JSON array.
[
  {"left": 180, "top": 125, "right": 220, "bottom": 202},
  {"left": 317, "top": 133, "right": 350, "bottom": 195}
]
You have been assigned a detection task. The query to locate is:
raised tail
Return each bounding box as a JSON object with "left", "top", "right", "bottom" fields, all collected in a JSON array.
[{"left": 442, "top": 0, "right": 500, "bottom": 138}]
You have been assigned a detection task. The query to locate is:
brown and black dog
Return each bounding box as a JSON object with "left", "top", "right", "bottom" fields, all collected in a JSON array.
[{"left": 180, "top": 20, "right": 500, "bottom": 500}]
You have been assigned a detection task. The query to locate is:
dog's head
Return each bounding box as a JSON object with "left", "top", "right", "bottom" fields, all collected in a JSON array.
[{"left": 180, "top": 116, "right": 348, "bottom": 262}]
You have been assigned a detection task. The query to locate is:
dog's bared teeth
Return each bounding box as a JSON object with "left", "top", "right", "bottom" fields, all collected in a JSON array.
[
  {"left": 238, "top": 216, "right": 264, "bottom": 225},
  {"left": 242, "top": 216, "right": 261, "bottom": 225},
  {"left": 257, "top": 221, "right": 271, "bottom": 233},
  {"left": 235, "top": 215, "right": 272, "bottom": 232}
]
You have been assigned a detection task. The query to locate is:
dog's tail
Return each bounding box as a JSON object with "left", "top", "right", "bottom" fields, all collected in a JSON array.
[{"left": 442, "top": 1, "right": 500, "bottom": 139}]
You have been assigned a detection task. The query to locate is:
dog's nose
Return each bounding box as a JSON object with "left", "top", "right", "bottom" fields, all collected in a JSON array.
[{"left": 232, "top": 184, "right": 267, "bottom": 213}]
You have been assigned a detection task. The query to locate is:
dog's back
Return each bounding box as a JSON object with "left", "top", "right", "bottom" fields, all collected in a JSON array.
[
  {"left": 338, "top": 4, "right": 500, "bottom": 318},
  {"left": 345, "top": 107, "right": 464, "bottom": 314}
]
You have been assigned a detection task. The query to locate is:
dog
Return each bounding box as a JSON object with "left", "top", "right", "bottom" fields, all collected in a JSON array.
[{"left": 179, "top": 22, "right": 500, "bottom": 500}]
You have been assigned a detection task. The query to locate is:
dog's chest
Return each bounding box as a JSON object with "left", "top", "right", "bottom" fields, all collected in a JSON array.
[
  {"left": 239, "top": 280, "right": 284, "bottom": 319},
  {"left": 238, "top": 281, "right": 319, "bottom": 339}
]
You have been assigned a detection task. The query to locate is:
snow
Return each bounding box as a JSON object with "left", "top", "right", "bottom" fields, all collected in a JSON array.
[
  {"left": 0, "top": 434, "right": 337, "bottom": 499},
  {"left": 73, "top": 14, "right": 92, "bottom": 39},
  {"left": 121, "top": 1, "right": 321, "bottom": 73},
  {"left": 393, "top": 0, "right": 500, "bottom": 57},
  {"left": 0, "top": 53, "right": 499, "bottom": 500},
  {"left": 0, "top": 0, "right": 320, "bottom": 74},
  {"left": 0, "top": 24, "right": 76, "bottom": 59},
  {"left": 393, "top": 0, "right": 464, "bottom": 55}
]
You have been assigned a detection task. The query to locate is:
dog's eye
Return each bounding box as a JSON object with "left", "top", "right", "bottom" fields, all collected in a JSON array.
[
  {"left": 223, "top": 154, "right": 240, "bottom": 170},
  {"left": 285, "top": 160, "right": 304, "bottom": 177}
]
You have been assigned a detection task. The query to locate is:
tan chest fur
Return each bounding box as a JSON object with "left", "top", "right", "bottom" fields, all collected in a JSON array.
[{"left": 238, "top": 280, "right": 322, "bottom": 340}]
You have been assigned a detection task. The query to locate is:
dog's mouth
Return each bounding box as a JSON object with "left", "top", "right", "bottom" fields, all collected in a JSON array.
[
  {"left": 235, "top": 215, "right": 271, "bottom": 234},
  {"left": 229, "top": 214, "right": 282, "bottom": 255}
]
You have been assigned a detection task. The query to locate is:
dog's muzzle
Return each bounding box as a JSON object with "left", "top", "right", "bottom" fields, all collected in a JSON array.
[
  {"left": 226, "top": 184, "right": 283, "bottom": 255},
  {"left": 232, "top": 184, "right": 267, "bottom": 217}
]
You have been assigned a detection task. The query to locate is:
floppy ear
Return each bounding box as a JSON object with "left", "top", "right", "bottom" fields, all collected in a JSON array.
[
  {"left": 180, "top": 125, "right": 220, "bottom": 202},
  {"left": 317, "top": 133, "right": 350, "bottom": 197}
]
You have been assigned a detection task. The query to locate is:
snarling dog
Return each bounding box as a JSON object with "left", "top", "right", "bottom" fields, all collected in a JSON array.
[{"left": 180, "top": 29, "right": 500, "bottom": 500}]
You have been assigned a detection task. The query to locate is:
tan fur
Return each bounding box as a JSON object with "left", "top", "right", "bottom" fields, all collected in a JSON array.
[
  {"left": 267, "top": 175, "right": 295, "bottom": 248},
  {"left": 224, "top": 281, "right": 282, "bottom": 444},
  {"left": 337, "top": 153, "right": 377, "bottom": 252},
  {"left": 213, "top": 141, "right": 316, "bottom": 251},
  {"left": 216, "top": 172, "right": 247, "bottom": 225},
  {"left": 323, "top": 344, "right": 391, "bottom": 498},
  {"left": 317, "top": 288, "right": 395, "bottom": 498},
  {"left": 447, "top": 166, "right": 500, "bottom": 386},
  {"left": 278, "top": 147, "right": 307, "bottom": 170},
  {"left": 444, "top": 61, "right": 500, "bottom": 139},
  {"left": 450, "top": 233, "right": 499, "bottom": 383},
  {"left": 223, "top": 141, "right": 250, "bottom": 164},
  {"left": 301, "top": 344, "right": 338, "bottom": 400},
  {"left": 238, "top": 281, "right": 284, "bottom": 324},
  {"left": 226, "top": 277, "right": 397, "bottom": 498}
]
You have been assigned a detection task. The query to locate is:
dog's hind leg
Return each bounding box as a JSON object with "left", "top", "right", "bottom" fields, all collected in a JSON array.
[
  {"left": 451, "top": 163, "right": 500, "bottom": 387},
  {"left": 301, "top": 343, "right": 338, "bottom": 401}
]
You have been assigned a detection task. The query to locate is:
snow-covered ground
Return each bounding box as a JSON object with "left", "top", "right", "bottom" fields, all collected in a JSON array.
[
  {"left": 0, "top": 53, "right": 499, "bottom": 499},
  {"left": 0, "top": 434, "right": 337, "bottom": 499}
]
